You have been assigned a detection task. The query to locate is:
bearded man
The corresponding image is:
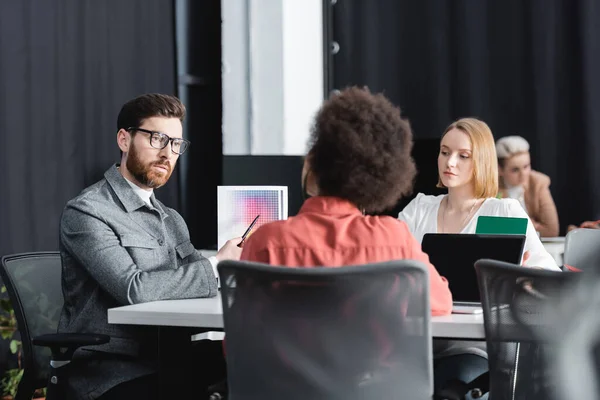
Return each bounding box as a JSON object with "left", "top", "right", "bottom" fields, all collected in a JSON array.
[{"left": 58, "top": 93, "right": 240, "bottom": 399}]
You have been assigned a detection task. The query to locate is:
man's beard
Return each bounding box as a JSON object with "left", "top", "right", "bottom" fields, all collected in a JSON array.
[{"left": 126, "top": 143, "right": 172, "bottom": 189}]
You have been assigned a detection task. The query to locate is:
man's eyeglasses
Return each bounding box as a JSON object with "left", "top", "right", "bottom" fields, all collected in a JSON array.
[{"left": 127, "top": 127, "right": 191, "bottom": 155}]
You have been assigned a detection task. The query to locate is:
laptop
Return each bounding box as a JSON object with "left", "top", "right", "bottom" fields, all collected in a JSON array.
[{"left": 422, "top": 234, "right": 526, "bottom": 314}]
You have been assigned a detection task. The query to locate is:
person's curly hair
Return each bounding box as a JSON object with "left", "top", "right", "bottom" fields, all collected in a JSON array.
[{"left": 307, "top": 86, "right": 416, "bottom": 213}]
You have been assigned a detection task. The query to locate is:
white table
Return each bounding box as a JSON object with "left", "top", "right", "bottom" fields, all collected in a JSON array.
[
  {"left": 108, "top": 295, "right": 485, "bottom": 340},
  {"left": 200, "top": 249, "right": 218, "bottom": 258}
]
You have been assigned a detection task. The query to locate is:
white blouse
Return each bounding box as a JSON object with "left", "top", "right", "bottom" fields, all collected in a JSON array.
[{"left": 398, "top": 193, "right": 559, "bottom": 271}]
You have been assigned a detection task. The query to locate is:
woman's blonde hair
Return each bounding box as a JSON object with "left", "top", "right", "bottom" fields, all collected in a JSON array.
[{"left": 437, "top": 117, "right": 498, "bottom": 198}]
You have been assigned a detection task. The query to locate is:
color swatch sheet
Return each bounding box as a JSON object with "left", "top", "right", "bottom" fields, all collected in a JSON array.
[{"left": 217, "top": 186, "right": 288, "bottom": 249}]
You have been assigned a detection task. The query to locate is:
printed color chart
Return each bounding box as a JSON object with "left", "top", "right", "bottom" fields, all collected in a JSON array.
[{"left": 217, "top": 186, "right": 288, "bottom": 249}]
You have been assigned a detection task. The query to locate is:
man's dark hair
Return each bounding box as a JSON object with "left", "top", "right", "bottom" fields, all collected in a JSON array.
[
  {"left": 307, "top": 86, "right": 416, "bottom": 213},
  {"left": 117, "top": 93, "right": 186, "bottom": 131}
]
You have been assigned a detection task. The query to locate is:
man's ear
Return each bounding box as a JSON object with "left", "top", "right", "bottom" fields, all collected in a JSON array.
[{"left": 117, "top": 129, "right": 131, "bottom": 154}]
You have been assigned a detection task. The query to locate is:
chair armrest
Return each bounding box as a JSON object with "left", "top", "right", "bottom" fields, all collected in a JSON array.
[
  {"left": 32, "top": 333, "right": 110, "bottom": 362},
  {"left": 33, "top": 333, "right": 110, "bottom": 348}
]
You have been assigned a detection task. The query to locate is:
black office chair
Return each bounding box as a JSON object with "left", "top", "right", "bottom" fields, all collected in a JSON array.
[
  {"left": 473, "top": 259, "right": 580, "bottom": 400},
  {"left": 551, "top": 269, "right": 600, "bottom": 400},
  {"left": 564, "top": 228, "right": 600, "bottom": 271},
  {"left": 0, "top": 252, "right": 109, "bottom": 400},
  {"left": 218, "top": 259, "right": 434, "bottom": 400}
]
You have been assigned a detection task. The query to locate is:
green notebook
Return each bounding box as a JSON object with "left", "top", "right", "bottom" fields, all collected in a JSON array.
[{"left": 475, "top": 216, "right": 528, "bottom": 235}]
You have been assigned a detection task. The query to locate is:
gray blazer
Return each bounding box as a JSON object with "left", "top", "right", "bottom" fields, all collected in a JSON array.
[{"left": 58, "top": 165, "right": 218, "bottom": 399}]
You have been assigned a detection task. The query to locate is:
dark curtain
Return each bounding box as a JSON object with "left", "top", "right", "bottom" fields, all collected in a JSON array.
[
  {"left": 332, "top": 0, "right": 600, "bottom": 234},
  {"left": 0, "top": 0, "right": 179, "bottom": 258},
  {"left": 177, "top": 0, "right": 223, "bottom": 250}
]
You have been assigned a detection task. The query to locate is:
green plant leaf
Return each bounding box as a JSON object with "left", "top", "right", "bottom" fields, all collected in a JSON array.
[
  {"left": 2, "top": 367, "right": 24, "bottom": 397},
  {"left": 0, "top": 331, "right": 14, "bottom": 340},
  {"left": 9, "top": 339, "right": 21, "bottom": 354},
  {"left": 0, "top": 300, "right": 13, "bottom": 314}
]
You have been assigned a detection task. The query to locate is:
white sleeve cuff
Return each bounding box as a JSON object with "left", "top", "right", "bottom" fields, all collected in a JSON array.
[{"left": 208, "top": 256, "right": 220, "bottom": 287}]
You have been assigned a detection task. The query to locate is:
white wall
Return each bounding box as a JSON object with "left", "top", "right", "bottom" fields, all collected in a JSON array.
[
  {"left": 222, "top": 0, "right": 324, "bottom": 155},
  {"left": 281, "top": 0, "right": 324, "bottom": 154},
  {"left": 221, "top": 0, "right": 252, "bottom": 154}
]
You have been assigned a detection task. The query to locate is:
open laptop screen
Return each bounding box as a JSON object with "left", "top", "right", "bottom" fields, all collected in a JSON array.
[{"left": 422, "top": 234, "right": 526, "bottom": 303}]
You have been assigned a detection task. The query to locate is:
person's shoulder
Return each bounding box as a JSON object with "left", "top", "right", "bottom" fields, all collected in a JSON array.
[
  {"left": 363, "top": 215, "right": 416, "bottom": 243},
  {"left": 243, "top": 219, "right": 290, "bottom": 245},
  {"left": 240, "top": 219, "right": 295, "bottom": 256},
  {"left": 64, "top": 179, "right": 109, "bottom": 213},
  {"left": 60, "top": 179, "right": 115, "bottom": 230},
  {"left": 399, "top": 193, "right": 444, "bottom": 224},
  {"left": 482, "top": 197, "right": 526, "bottom": 216},
  {"left": 529, "top": 169, "right": 551, "bottom": 188},
  {"left": 371, "top": 214, "right": 408, "bottom": 229},
  {"left": 343, "top": 215, "right": 416, "bottom": 253},
  {"left": 414, "top": 193, "right": 444, "bottom": 205},
  {"left": 405, "top": 193, "right": 444, "bottom": 209}
]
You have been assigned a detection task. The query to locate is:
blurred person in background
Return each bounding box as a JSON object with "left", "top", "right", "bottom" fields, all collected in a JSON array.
[{"left": 496, "top": 135, "right": 559, "bottom": 237}]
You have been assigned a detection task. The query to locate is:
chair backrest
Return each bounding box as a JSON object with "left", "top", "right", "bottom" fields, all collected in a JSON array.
[
  {"left": 475, "top": 259, "right": 580, "bottom": 400},
  {"left": 218, "top": 260, "right": 433, "bottom": 400},
  {"left": 564, "top": 228, "right": 600, "bottom": 270},
  {"left": 0, "top": 252, "right": 64, "bottom": 390},
  {"left": 551, "top": 271, "right": 600, "bottom": 400}
]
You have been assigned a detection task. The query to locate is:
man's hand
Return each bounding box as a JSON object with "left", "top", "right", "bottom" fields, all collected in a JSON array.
[
  {"left": 568, "top": 221, "right": 600, "bottom": 233},
  {"left": 580, "top": 220, "right": 600, "bottom": 229},
  {"left": 216, "top": 237, "right": 243, "bottom": 262}
]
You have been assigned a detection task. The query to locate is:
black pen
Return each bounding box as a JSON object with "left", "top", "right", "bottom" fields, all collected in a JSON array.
[{"left": 237, "top": 215, "right": 260, "bottom": 247}]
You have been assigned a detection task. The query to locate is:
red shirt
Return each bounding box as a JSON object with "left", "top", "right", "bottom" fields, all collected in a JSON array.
[{"left": 241, "top": 196, "right": 452, "bottom": 316}]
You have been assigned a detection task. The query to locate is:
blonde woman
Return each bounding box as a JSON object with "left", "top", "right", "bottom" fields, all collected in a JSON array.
[
  {"left": 398, "top": 118, "right": 558, "bottom": 270},
  {"left": 496, "top": 135, "right": 559, "bottom": 237}
]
